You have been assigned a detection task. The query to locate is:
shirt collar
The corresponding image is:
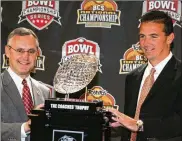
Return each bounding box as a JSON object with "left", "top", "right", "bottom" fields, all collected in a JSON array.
[
  {"left": 7, "top": 67, "right": 31, "bottom": 85},
  {"left": 147, "top": 52, "right": 173, "bottom": 75}
]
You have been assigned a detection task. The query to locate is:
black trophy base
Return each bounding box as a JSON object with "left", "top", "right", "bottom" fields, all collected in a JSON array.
[{"left": 29, "top": 98, "right": 111, "bottom": 141}]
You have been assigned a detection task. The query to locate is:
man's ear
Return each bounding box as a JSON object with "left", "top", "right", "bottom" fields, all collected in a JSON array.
[
  {"left": 167, "top": 33, "right": 174, "bottom": 44},
  {"left": 5, "top": 45, "right": 10, "bottom": 58},
  {"left": 37, "top": 47, "right": 41, "bottom": 56}
]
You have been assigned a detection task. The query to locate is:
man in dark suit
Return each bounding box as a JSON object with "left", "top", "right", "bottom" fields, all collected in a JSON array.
[
  {"left": 108, "top": 10, "right": 182, "bottom": 141},
  {"left": 1, "top": 27, "right": 53, "bottom": 141}
]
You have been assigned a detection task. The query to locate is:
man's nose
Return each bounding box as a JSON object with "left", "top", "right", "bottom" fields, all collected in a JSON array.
[
  {"left": 142, "top": 38, "right": 148, "bottom": 45},
  {"left": 22, "top": 51, "right": 30, "bottom": 58},
  {"left": 143, "top": 37, "right": 151, "bottom": 46}
]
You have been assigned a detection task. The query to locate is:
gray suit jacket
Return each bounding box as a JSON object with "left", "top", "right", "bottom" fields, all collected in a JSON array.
[{"left": 1, "top": 70, "right": 51, "bottom": 141}]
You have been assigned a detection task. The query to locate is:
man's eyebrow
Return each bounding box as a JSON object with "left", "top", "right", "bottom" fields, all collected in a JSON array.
[
  {"left": 138, "top": 33, "right": 159, "bottom": 36},
  {"left": 149, "top": 33, "right": 158, "bottom": 36},
  {"left": 16, "top": 46, "right": 38, "bottom": 49},
  {"left": 138, "top": 33, "right": 144, "bottom": 37}
]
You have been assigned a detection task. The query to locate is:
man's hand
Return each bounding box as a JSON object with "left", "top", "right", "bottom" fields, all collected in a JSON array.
[
  {"left": 110, "top": 121, "right": 123, "bottom": 128},
  {"left": 108, "top": 108, "right": 138, "bottom": 132},
  {"left": 24, "top": 119, "right": 31, "bottom": 133},
  {"left": 34, "top": 103, "right": 44, "bottom": 110}
]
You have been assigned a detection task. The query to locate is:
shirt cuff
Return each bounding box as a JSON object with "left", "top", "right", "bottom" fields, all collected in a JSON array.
[{"left": 21, "top": 123, "right": 28, "bottom": 138}]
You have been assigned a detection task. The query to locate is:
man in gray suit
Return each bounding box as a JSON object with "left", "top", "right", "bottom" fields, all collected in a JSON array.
[{"left": 1, "top": 27, "right": 52, "bottom": 141}]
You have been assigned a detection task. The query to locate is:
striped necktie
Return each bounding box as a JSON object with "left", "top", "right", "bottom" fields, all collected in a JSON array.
[
  {"left": 130, "top": 68, "right": 156, "bottom": 141},
  {"left": 22, "top": 79, "right": 33, "bottom": 114}
]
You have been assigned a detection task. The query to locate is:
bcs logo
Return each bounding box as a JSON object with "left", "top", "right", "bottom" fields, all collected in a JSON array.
[
  {"left": 142, "top": 0, "right": 182, "bottom": 27},
  {"left": 119, "top": 42, "right": 147, "bottom": 74},
  {"left": 80, "top": 86, "right": 119, "bottom": 110},
  {"left": 77, "top": 0, "right": 121, "bottom": 28},
  {"left": 18, "top": 1, "right": 61, "bottom": 30}
]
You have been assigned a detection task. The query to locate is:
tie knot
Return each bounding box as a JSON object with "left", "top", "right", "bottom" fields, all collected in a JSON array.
[
  {"left": 22, "top": 79, "right": 27, "bottom": 85},
  {"left": 150, "top": 68, "right": 156, "bottom": 74}
]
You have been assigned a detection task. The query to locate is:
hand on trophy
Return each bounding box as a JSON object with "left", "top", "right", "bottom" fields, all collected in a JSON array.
[
  {"left": 33, "top": 103, "right": 44, "bottom": 110},
  {"left": 107, "top": 108, "right": 138, "bottom": 132}
]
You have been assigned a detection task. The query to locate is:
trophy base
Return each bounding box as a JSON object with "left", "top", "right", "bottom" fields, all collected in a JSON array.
[{"left": 29, "top": 98, "right": 111, "bottom": 141}]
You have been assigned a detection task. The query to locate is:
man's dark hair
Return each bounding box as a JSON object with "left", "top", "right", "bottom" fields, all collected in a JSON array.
[
  {"left": 141, "top": 10, "right": 173, "bottom": 36},
  {"left": 7, "top": 27, "right": 39, "bottom": 47},
  {"left": 141, "top": 10, "right": 174, "bottom": 49}
]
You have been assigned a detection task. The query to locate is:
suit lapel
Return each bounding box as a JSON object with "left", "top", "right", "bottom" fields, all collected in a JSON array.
[
  {"left": 143, "top": 56, "right": 177, "bottom": 105},
  {"left": 2, "top": 70, "right": 27, "bottom": 120},
  {"left": 30, "top": 78, "right": 44, "bottom": 106}
]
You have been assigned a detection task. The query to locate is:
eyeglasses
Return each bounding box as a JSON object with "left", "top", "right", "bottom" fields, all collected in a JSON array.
[{"left": 7, "top": 45, "right": 38, "bottom": 55}]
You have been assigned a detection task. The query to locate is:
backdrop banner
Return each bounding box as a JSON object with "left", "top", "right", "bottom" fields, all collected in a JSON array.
[{"left": 1, "top": 1, "right": 182, "bottom": 141}]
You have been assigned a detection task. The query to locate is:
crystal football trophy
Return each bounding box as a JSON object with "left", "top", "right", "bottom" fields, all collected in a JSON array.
[
  {"left": 53, "top": 54, "right": 99, "bottom": 99},
  {"left": 29, "top": 54, "right": 111, "bottom": 141}
]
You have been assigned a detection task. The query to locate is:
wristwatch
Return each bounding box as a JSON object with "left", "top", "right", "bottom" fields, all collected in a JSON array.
[{"left": 136, "top": 120, "right": 143, "bottom": 131}]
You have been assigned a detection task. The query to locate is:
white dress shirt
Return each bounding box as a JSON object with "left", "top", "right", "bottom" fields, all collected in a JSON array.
[{"left": 7, "top": 67, "right": 34, "bottom": 141}]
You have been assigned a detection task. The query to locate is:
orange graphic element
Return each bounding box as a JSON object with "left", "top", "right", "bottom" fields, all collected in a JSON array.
[
  {"left": 81, "top": 0, "right": 117, "bottom": 11},
  {"left": 124, "top": 43, "right": 146, "bottom": 61},
  {"left": 80, "top": 86, "right": 115, "bottom": 106}
]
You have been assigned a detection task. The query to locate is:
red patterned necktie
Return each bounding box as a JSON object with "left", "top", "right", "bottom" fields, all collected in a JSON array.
[
  {"left": 130, "top": 68, "right": 156, "bottom": 141},
  {"left": 22, "top": 79, "right": 33, "bottom": 114}
]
